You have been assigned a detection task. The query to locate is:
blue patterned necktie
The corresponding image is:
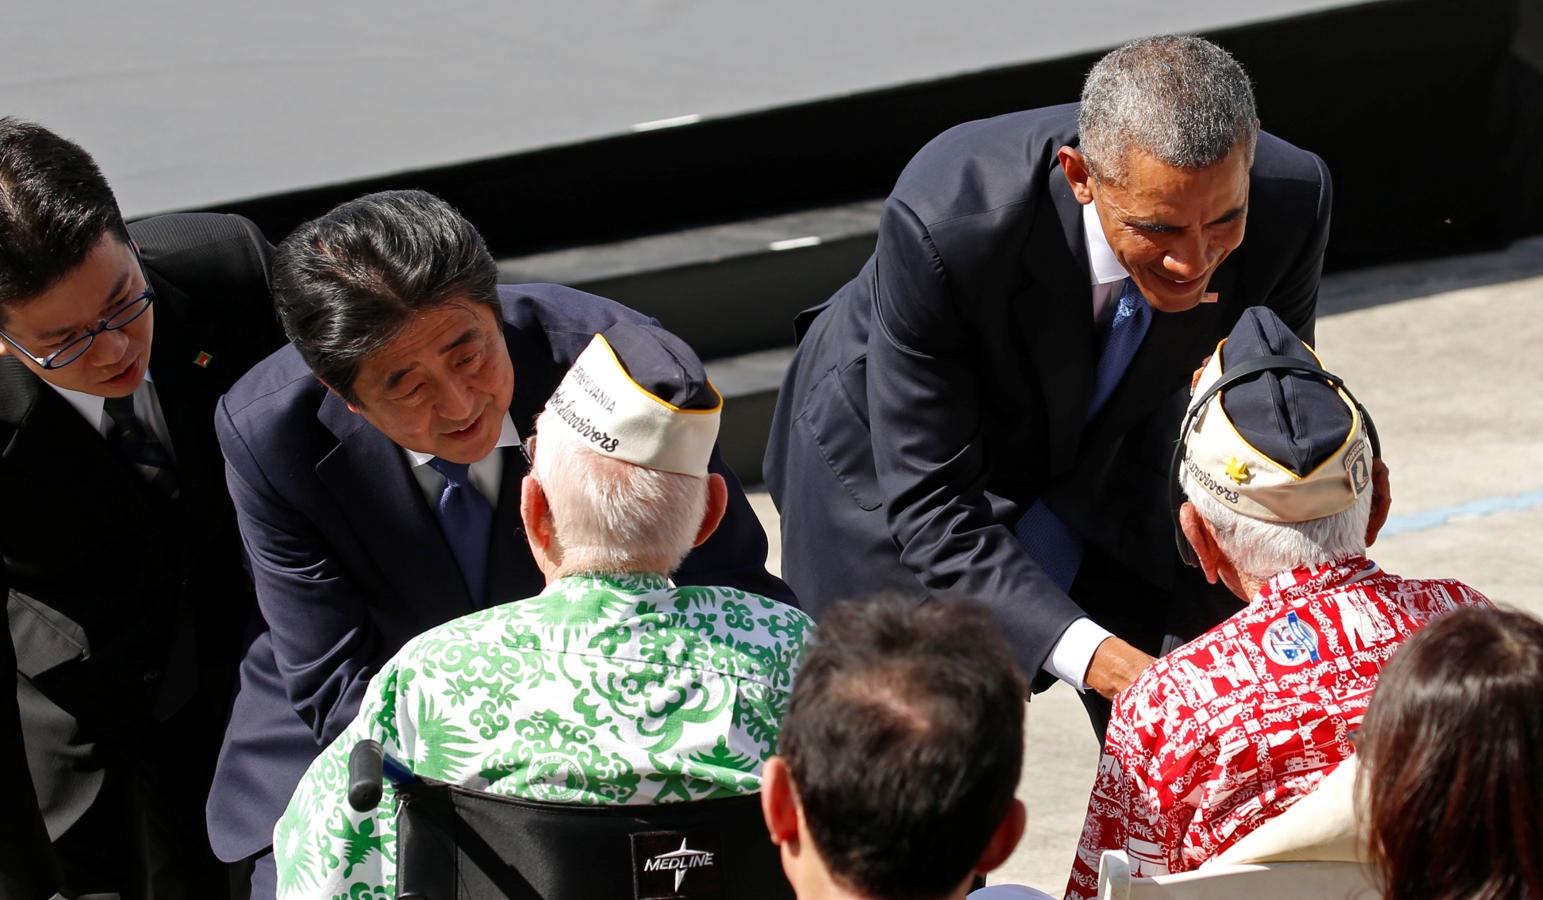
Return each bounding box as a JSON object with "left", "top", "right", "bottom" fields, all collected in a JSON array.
[
  {"left": 427, "top": 457, "right": 493, "bottom": 604},
  {"left": 103, "top": 394, "right": 179, "bottom": 501},
  {"left": 1014, "top": 278, "right": 1153, "bottom": 590}
]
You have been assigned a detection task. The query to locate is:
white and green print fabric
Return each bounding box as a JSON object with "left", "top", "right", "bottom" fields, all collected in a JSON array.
[{"left": 272, "top": 573, "right": 812, "bottom": 900}]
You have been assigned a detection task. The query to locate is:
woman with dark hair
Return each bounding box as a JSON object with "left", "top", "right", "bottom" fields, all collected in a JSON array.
[{"left": 1358, "top": 606, "right": 1543, "bottom": 900}]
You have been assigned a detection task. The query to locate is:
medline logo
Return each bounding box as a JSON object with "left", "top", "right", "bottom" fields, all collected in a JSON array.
[
  {"left": 644, "top": 837, "right": 716, "bottom": 892},
  {"left": 632, "top": 829, "right": 724, "bottom": 898}
]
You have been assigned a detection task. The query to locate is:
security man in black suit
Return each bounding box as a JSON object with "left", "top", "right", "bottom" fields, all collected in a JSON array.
[
  {"left": 764, "top": 36, "right": 1388, "bottom": 733},
  {"left": 0, "top": 118, "right": 283, "bottom": 898}
]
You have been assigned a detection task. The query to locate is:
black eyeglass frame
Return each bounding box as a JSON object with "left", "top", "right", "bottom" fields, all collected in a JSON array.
[{"left": 0, "top": 248, "right": 156, "bottom": 370}]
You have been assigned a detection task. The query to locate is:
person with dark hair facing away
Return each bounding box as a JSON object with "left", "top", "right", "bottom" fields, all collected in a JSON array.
[
  {"left": 1064, "top": 306, "right": 1488, "bottom": 900},
  {"left": 0, "top": 118, "right": 283, "bottom": 897},
  {"left": 761, "top": 594, "right": 1047, "bottom": 900},
  {"left": 208, "top": 188, "right": 791, "bottom": 899},
  {"left": 1358, "top": 606, "right": 1543, "bottom": 900}
]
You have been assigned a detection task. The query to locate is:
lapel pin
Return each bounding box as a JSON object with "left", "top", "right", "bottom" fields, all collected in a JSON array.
[
  {"left": 1201, "top": 292, "right": 1220, "bottom": 304},
  {"left": 193, "top": 351, "right": 214, "bottom": 368}
]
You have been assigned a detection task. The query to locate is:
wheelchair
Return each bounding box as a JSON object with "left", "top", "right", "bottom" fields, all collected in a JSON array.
[{"left": 349, "top": 740, "right": 795, "bottom": 900}]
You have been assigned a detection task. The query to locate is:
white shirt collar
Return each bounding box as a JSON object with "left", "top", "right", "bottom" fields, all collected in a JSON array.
[
  {"left": 1082, "top": 200, "right": 1129, "bottom": 287},
  {"left": 46, "top": 369, "right": 153, "bottom": 429},
  {"left": 403, "top": 413, "right": 522, "bottom": 467}
]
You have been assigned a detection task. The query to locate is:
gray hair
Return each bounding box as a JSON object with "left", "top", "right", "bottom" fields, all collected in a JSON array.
[
  {"left": 1182, "top": 468, "right": 1371, "bottom": 583},
  {"left": 1078, "top": 35, "right": 1260, "bottom": 184},
  {"left": 530, "top": 407, "right": 707, "bottom": 578}
]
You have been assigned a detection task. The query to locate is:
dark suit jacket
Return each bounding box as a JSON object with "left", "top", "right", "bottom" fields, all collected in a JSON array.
[
  {"left": 207, "top": 282, "right": 790, "bottom": 862},
  {"left": 0, "top": 577, "right": 53, "bottom": 900},
  {"left": 0, "top": 214, "right": 280, "bottom": 891},
  {"left": 764, "top": 104, "right": 1330, "bottom": 682}
]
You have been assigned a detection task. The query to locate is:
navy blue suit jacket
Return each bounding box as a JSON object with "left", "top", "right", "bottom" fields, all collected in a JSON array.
[
  {"left": 764, "top": 105, "right": 1330, "bottom": 684},
  {"left": 207, "top": 283, "right": 790, "bottom": 862}
]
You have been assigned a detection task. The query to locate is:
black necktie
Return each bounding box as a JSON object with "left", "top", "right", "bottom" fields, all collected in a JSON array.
[
  {"left": 427, "top": 457, "right": 493, "bottom": 605},
  {"left": 103, "top": 394, "right": 179, "bottom": 501}
]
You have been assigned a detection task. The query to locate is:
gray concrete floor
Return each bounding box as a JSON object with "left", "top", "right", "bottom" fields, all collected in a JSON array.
[{"left": 746, "top": 236, "right": 1543, "bottom": 896}]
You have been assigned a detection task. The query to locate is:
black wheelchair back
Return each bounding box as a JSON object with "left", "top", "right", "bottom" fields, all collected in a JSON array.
[{"left": 349, "top": 740, "right": 795, "bottom": 899}]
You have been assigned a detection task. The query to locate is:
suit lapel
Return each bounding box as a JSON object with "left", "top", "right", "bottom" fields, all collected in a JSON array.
[
  {"left": 1019, "top": 163, "right": 1096, "bottom": 475},
  {"left": 145, "top": 273, "right": 226, "bottom": 562},
  {"left": 0, "top": 356, "right": 159, "bottom": 556},
  {"left": 486, "top": 313, "right": 564, "bottom": 604},
  {"left": 485, "top": 444, "right": 540, "bottom": 604},
  {"left": 0, "top": 354, "right": 39, "bottom": 427},
  {"left": 314, "top": 394, "right": 477, "bottom": 618}
]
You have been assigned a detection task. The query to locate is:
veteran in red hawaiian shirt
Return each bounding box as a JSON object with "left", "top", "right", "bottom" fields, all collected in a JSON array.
[{"left": 1064, "top": 308, "right": 1489, "bottom": 900}]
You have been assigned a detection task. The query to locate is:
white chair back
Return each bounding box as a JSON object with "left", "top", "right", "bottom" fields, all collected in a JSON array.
[
  {"left": 1097, "top": 851, "right": 1380, "bottom": 900},
  {"left": 1213, "top": 757, "right": 1367, "bottom": 866}
]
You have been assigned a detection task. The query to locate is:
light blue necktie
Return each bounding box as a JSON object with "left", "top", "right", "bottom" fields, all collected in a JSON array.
[
  {"left": 428, "top": 457, "right": 494, "bottom": 604},
  {"left": 1014, "top": 278, "right": 1153, "bottom": 590}
]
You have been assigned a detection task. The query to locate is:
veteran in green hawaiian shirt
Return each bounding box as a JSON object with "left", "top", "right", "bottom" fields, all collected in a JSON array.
[{"left": 272, "top": 325, "right": 813, "bottom": 900}]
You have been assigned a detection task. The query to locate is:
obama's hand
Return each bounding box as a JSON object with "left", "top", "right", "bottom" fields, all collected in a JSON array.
[{"left": 1085, "top": 636, "right": 1156, "bottom": 701}]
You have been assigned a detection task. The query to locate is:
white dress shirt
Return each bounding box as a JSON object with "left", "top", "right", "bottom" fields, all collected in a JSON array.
[
  {"left": 401, "top": 414, "right": 523, "bottom": 510},
  {"left": 1037, "top": 202, "right": 1130, "bottom": 692},
  {"left": 48, "top": 371, "right": 175, "bottom": 459},
  {"left": 1085, "top": 199, "right": 1131, "bottom": 325}
]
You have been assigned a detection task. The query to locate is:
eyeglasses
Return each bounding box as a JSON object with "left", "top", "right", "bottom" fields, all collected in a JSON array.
[{"left": 0, "top": 249, "right": 156, "bottom": 370}]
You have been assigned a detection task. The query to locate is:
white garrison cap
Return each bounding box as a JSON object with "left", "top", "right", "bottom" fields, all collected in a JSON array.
[
  {"left": 1184, "top": 308, "right": 1373, "bottom": 523},
  {"left": 543, "top": 325, "right": 721, "bottom": 476}
]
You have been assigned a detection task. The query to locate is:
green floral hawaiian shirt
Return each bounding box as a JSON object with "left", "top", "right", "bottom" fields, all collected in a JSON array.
[{"left": 272, "top": 573, "right": 813, "bottom": 900}]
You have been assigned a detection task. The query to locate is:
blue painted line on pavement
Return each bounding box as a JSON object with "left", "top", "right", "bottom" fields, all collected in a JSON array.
[{"left": 1380, "top": 489, "right": 1543, "bottom": 538}]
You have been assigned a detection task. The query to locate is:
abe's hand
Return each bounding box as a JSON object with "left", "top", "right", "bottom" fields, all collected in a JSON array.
[
  {"left": 1366, "top": 458, "right": 1392, "bottom": 546},
  {"left": 1085, "top": 636, "right": 1157, "bottom": 701}
]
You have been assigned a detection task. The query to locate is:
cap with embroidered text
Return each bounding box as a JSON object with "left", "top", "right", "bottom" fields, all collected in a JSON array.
[
  {"left": 542, "top": 323, "right": 721, "bottom": 476},
  {"left": 1182, "top": 307, "right": 1372, "bottom": 522}
]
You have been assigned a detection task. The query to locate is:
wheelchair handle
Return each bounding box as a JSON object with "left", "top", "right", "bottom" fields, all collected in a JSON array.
[
  {"left": 348, "top": 739, "right": 386, "bottom": 812},
  {"left": 348, "top": 739, "right": 421, "bottom": 812}
]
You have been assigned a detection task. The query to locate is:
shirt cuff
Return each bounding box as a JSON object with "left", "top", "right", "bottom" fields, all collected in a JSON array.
[{"left": 1043, "top": 617, "right": 1115, "bottom": 692}]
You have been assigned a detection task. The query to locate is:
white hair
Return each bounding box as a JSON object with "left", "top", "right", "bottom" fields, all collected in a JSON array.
[
  {"left": 1182, "top": 468, "right": 1372, "bottom": 581},
  {"left": 530, "top": 407, "right": 708, "bottom": 578}
]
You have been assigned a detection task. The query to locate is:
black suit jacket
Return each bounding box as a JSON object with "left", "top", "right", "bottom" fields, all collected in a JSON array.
[
  {"left": 207, "top": 282, "right": 790, "bottom": 862},
  {"left": 763, "top": 105, "right": 1329, "bottom": 682},
  {"left": 0, "top": 579, "right": 52, "bottom": 900},
  {"left": 0, "top": 214, "right": 280, "bottom": 891}
]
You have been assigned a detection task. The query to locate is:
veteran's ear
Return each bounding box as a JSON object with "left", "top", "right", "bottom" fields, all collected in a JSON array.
[
  {"left": 1179, "top": 501, "right": 1224, "bottom": 585},
  {"left": 521, "top": 474, "right": 555, "bottom": 555},
  {"left": 692, "top": 473, "right": 729, "bottom": 548}
]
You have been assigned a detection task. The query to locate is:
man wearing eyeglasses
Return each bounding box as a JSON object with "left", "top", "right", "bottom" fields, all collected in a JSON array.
[{"left": 0, "top": 118, "right": 284, "bottom": 899}]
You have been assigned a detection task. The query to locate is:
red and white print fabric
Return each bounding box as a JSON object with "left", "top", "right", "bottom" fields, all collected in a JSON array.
[{"left": 1064, "top": 557, "right": 1489, "bottom": 900}]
